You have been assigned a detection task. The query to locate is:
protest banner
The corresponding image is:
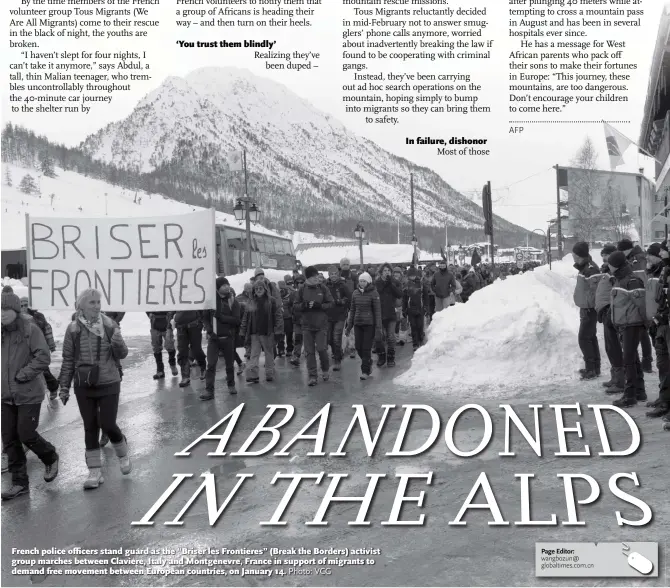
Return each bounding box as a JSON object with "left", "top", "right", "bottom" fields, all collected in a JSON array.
[{"left": 25, "top": 209, "right": 217, "bottom": 311}]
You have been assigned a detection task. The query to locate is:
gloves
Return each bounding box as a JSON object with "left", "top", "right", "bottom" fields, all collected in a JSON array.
[
  {"left": 308, "top": 301, "right": 322, "bottom": 310},
  {"left": 59, "top": 388, "right": 70, "bottom": 405},
  {"left": 14, "top": 371, "right": 27, "bottom": 383}
]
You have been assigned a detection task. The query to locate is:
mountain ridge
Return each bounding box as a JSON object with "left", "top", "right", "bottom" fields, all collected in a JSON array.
[{"left": 79, "top": 66, "right": 534, "bottom": 247}]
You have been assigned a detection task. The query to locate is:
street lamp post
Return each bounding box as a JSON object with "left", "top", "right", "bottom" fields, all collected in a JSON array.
[
  {"left": 232, "top": 150, "right": 261, "bottom": 270},
  {"left": 354, "top": 223, "right": 365, "bottom": 266}
]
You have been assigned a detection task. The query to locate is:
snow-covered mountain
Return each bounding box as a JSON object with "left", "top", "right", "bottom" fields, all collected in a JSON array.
[{"left": 80, "top": 67, "right": 525, "bottom": 238}]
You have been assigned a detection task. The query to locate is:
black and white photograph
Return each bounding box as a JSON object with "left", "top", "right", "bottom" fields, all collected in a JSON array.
[{"left": 1, "top": 0, "right": 669, "bottom": 585}]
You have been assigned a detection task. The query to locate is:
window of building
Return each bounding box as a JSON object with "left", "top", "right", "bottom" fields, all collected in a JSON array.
[{"left": 655, "top": 230, "right": 666, "bottom": 239}]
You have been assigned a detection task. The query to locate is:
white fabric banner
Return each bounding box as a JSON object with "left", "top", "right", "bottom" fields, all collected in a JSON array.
[{"left": 26, "top": 209, "right": 217, "bottom": 311}]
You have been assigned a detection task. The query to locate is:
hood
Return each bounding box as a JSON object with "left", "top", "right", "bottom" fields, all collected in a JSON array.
[
  {"left": 252, "top": 280, "right": 270, "bottom": 298},
  {"left": 627, "top": 245, "right": 644, "bottom": 259}
]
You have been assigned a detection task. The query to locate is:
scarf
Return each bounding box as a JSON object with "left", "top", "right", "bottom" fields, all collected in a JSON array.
[{"left": 78, "top": 311, "right": 104, "bottom": 338}]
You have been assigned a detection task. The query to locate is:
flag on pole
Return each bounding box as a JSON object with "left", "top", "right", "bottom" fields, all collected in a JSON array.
[
  {"left": 227, "top": 150, "right": 244, "bottom": 172},
  {"left": 603, "top": 122, "right": 632, "bottom": 169}
]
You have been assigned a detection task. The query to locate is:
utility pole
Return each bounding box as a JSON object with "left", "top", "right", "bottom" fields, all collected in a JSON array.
[
  {"left": 555, "top": 165, "right": 563, "bottom": 259},
  {"left": 445, "top": 220, "right": 449, "bottom": 264},
  {"left": 410, "top": 173, "right": 416, "bottom": 238},
  {"left": 243, "top": 150, "right": 253, "bottom": 268}
]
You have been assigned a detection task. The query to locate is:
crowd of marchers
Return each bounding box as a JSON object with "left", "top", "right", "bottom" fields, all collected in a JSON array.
[
  {"left": 572, "top": 239, "right": 670, "bottom": 428},
  {"left": 0, "top": 255, "right": 543, "bottom": 502}
]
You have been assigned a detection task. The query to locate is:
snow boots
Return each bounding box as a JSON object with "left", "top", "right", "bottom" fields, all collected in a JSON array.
[
  {"left": 387, "top": 351, "right": 396, "bottom": 368},
  {"left": 604, "top": 368, "right": 625, "bottom": 395},
  {"left": 112, "top": 436, "right": 132, "bottom": 475},
  {"left": 84, "top": 449, "right": 104, "bottom": 490},
  {"left": 168, "top": 351, "right": 178, "bottom": 376},
  {"left": 44, "top": 453, "right": 59, "bottom": 483},
  {"left": 646, "top": 402, "right": 669, "bottom": 418},
  {"left": 333, "top": 360, "right": 341, "bottom": 372},
  {"left": 179, "top": 363, "right": 191, "bottom": 388},
  {"left": 377, "top": 351, "right": 386, "bottom": 368},
  {"left": 199, "top": 366, "right": 206, "bottom": 381},
  {"left": 153, "top": 353, "right": 165, "bottom": 380},
  {"left": 1, "top": 483, "right": 28, "bottom": 501}
]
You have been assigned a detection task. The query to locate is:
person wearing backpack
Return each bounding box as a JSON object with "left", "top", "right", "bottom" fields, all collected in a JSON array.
[
  {"left": 147, "top": 311, "right": 177, "bottom": 380},
  {"left": 2, "top": 286, "right": 59, "bottom": 501},
  {"left": 18, "top": 296, "right": 59, "bottom": 398},
  {"left": 298, "top": 266, "right": 334, "bottom": 386},
  {"left": 325, "top": 266, "right": 349, "bottom": 372},
  {"left": 59, "top": 288, "right": 130, "bottom": 490}
]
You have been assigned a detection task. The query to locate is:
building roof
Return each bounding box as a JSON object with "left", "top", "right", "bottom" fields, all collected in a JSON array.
[{"left": 639, "top": 4, "right": 670, "bottom": 148}]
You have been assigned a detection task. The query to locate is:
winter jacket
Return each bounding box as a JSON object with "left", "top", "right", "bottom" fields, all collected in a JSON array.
[
  {"left": 595, "top": 268, "right": 613, "bottom": 314},
  {"left": 610, "top": 265, "right": 646, "bottom": 328},
  {"left": 291, "top": 286, "right": 304, "bottom": 324},
  {"left": 240, "top": 283, "right": 283, "bottom": 341},
  {"left": 431, "top": 269, "right": 458, "bottom": 299},
  {"left": 298, "top": 277, "right": 334, "bottom": 331},
  {"left": 203, "top": 294, "right": 241, "bottom": 339},
  {"left": 325, "top": 278, "right": 349, "bottom": 322},
  {"left": 105, "top": 311, "right": 126, "bottom": 324},
  {"left": 460, "top": 272, "right": 479, "bottom": 300},
  {"left": 254, "top": 278, "right": 283, "bottom": 315},
  {"left": 645, "top": 263, "right": 664, "bottom": 322},
  {"left": 174, "top": 310, "right": 201, "bottom": 328},
  {"left": 1, "top": 316, "right": 50, "bottom": 405},
  {"left": 625, "top": 245, "right": 648, "bottom": 286},
  {"left": 655, "top": 260, "right": 670, "bottom": 324},
  {"left": 573, "top": 257, "right": 602, "bottom": 309},
  {"left": 376, "top": 275, "right": 404, "bottom": 322},
  {"left": 279, "top": 287, "right": 294, "bottom": 321},
  {"left": 60, "top": 314, "right": 128, "bottom": 389},
  {"left": 403, "top": 280, "right": 429, "bottom": 316},
  {"left": 146, "top": 311, "right": 174, "bottom": 332},
  {"left": 25, "top": 308, "right": 56, "bottom": 352},
  {"left": 339, "top": 269, "right": 358, "bottom": 299},
  {"left": 347, "top": 284, "right": 382, "bottom": 330}
]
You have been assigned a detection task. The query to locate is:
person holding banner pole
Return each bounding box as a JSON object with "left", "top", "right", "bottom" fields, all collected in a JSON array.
[{"left": 59, "top": 289, "right": 130, "bottom": 490}]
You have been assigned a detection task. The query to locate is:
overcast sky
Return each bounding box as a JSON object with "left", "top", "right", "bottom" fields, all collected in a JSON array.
[{"left": 2, "top": 0, "right": 664, "bottom": 231}]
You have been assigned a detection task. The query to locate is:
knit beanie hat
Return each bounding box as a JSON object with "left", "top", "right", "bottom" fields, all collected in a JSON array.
[
  {"left": 305, "top": 266, "right": 319, "bottom": 279},
  {"left": 216, "top": 276, "right": 229, "bottom": 289},
  {"left": 617, "top": 238, "right": 634, "bottom": 252},
  {"left": 358, "top": 272, "right": 372, "bottom": 284},
  {"left": 393, "top": 267, "right": 403, "bottom": 274},
  {"left": 608, "top": 251, "right": 627, "bottom": 269},
  {"left": 254, "top": 267, "right": 265, "bottom": 277},
  {"left": 647, "top": 243, "right": 662, "bottom": 258},
  {"left": 1, "top": 286, "right": 21, "bottom": 313},
  {"left": 572, "top": 241, "right": 589, "bottom": 258},
  {"left": 601, "top": 244, "right": 616, "bottom": 256}
]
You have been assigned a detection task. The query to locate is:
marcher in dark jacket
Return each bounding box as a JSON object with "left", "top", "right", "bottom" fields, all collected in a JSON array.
[
  {"left": 645, "top": 242, "right": 670, "bottom": 417},
  {"left": 60, "top": 288, "right": 130, "bottom": 490},
  {"left": 596, "top": 244, "right": 624, "bottom": 394},
  {"left": 572, "top": 241, "right": 602, "bottom": 379},
  {"left": 339, "top": 258, "right": 358, "bottom": 299},
  {"left": 290, "top": 274, "right": 306, "bottom": 365},
  {"left": 606, "top": 252, "right": 646, "bottom": 408},
  {"left": 147, "top": 311, "right": 177, "bottom": 379},
  {"left": 18, "top": 296, "right": 59, "bottom": 397},
  {"left": 325, "top": 266, "right": 350, "bottom": 372},
  {"left": 619, "top": 239, "right": 654, "bottom": 372},
  {"left": 105, "top": 312, "right": 126, "bottom": 324},
  {"left": 240, "top": 279, "right": 283, "bottom": 383},
  {"left": 375, "top": 263, "right": 404, "bottom": 367},
  {"left": 201, "top": 277, "right": 241, "bottom": 398},
  {"left": 431, "top": 260, "right": 458, "bottom": 312},
  {"left": 277, "top": 280, "right": 294, "bottom": 357},
  {"left": 298, "top": 266, "right": 334, "bottom": 386},
  {"left": 173, "top": 309, "right": 206, "bottom": 387},
  {"left": 1, "top": 286, "right": 58, "bottom": 500},
  {"left": 346, "top": 272, "right": 382, "bottom": 379},
  {"left": 460, "top": 269, "right": 479, "bottom": 303},
  {"left": 403, "top": 268, "right": 429, "bottom": 350}
]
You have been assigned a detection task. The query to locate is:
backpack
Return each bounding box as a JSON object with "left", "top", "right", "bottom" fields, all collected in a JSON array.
[
  {"left": 27, "top": 309, "right": 48, "bottom": 335},
  {"left": 152, "top": 314, "right": 169, "bottom": 332}
]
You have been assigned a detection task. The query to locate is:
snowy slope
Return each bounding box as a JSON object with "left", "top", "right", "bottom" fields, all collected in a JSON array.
[
  {"left": 395, "top": 253, "right": 599, "bottom": 397},
  {"left": 80, "top": 67, "right": 525, "bottom": 234},
  {"left": 298, "top": 244, "right": 442, "bottom": 267},
  {"left": 0, "top": 162, "right": 285, "bottom": 250}
]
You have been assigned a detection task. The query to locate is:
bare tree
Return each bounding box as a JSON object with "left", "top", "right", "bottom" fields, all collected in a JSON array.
[
  {"left": 569, "top": 137, "right": 604, "bottom": 244},
  {"left": 600, "top": 176, "right": 633, "bottom": 242}
]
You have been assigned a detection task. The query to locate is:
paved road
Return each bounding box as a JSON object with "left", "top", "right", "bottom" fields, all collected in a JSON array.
[{"left": 2, "top": 337, "right": 668, "bottom": 586}]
